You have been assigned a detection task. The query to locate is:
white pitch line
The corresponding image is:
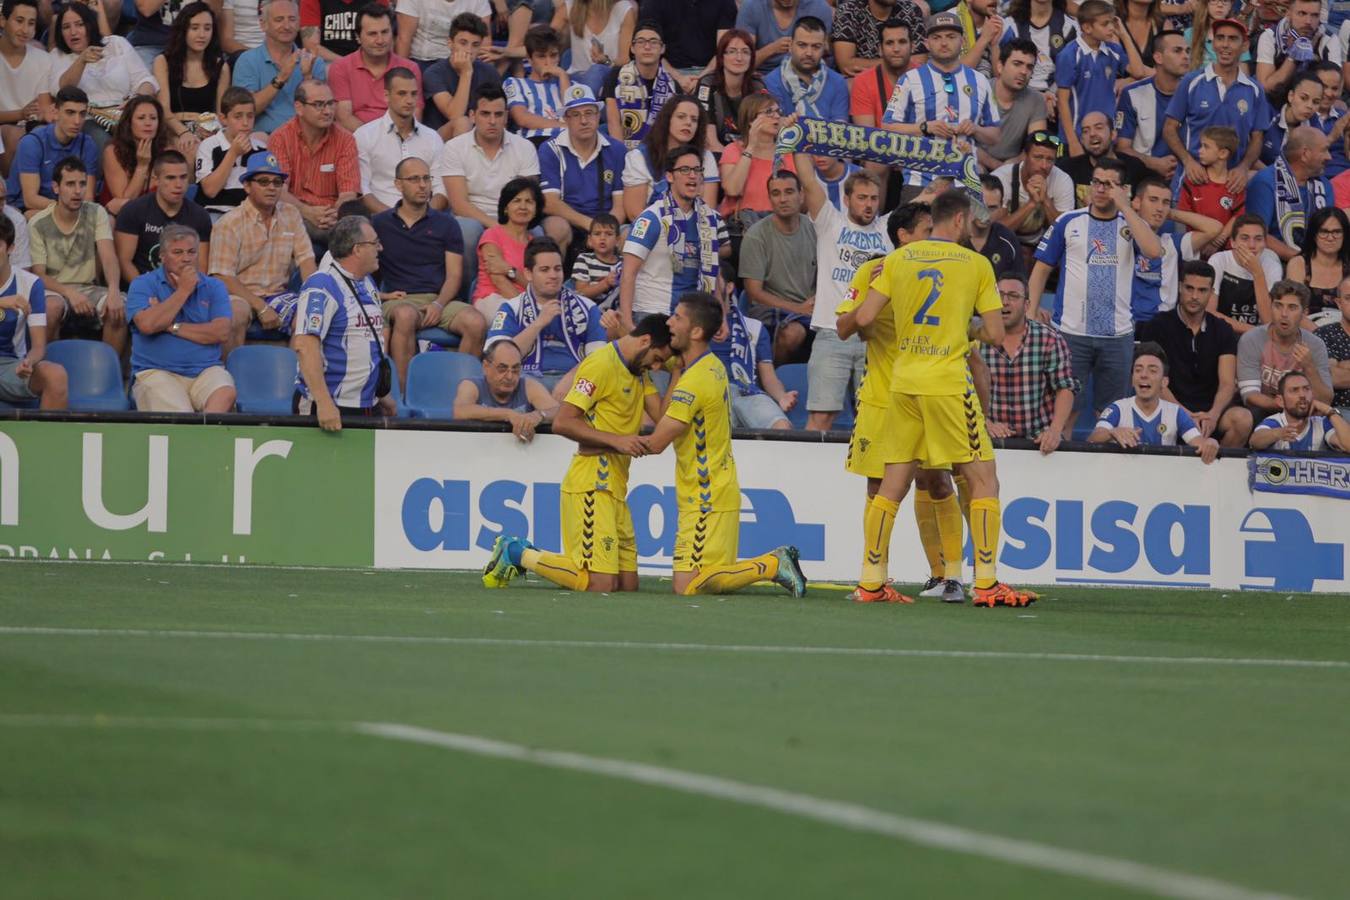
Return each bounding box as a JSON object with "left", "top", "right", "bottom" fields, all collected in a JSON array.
[
  {"left": 0, "top": 712, "right": 1300, "bottom": 900},
  {"left": 0, "top": 625, "right": 1347, "bottom": 671}
]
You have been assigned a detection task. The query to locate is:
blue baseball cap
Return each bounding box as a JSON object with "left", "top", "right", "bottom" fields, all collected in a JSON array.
[
  {"left": 241, "top": 150, "right": 288, "bottom": 182},
  {"left": 562, "top": 83, "right": 601, "bottom": 113}
]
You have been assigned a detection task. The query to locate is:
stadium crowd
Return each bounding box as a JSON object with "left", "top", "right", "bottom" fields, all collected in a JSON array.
[{"left": 0, "top": 0, "right": 1347, "bottom": 454}]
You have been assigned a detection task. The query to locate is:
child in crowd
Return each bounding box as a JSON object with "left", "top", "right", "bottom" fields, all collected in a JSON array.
[
  {"left": 1179, "top": 126, "right": 1246, "bottom": 255},
  {"left": 504, "top": 25, "right": 569, "bottom": 146},
  {"left": 195, "top": 87, "right": 267, "bottom": 221},
  {"left": 573, "top": 213, "right": 622, "bottom": 313}
]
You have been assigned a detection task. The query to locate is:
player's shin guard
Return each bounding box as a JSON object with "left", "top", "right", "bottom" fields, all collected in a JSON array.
[
  {"left": 970, "top": 497, "right": 1001, "bottom": 590},
  {"left": 913, "top": 490, "right": 943, "bottom": 579},
  {"left": 935, "top": 491, "right": 964, "bottom": 581},
  {"left": 682, "top": 553, "right": 780, "bottom": 595},
  {"left": 860, "top": 494, "right": 899, "bottom": 591},
  {"left": 521, "top": 548, "right": 591, "bottom": 592}
]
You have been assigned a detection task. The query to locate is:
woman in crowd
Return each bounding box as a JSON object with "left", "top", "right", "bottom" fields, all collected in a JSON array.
[
  {"left": 621, "top": 94, "right": 719, "bottom": 220},
  {"left": 475, "top": 177, "right": 544, "bottom": 317},
  {"left": 696, "top": 28, "right": 763, "bottom": 156},
  {"left": 1118, "top": 0, "right": 1163, "bottom": 78},
  {"left": 101, "top": 94, "right": 173, "bottom": 214},
  {"left": 50, "top": 0, "right": 157, "bottom": 146},
  {"left": 1186, "top": 0, "right": 1252, "bottom": 69},
  {"left": 153, "top": 2, "right": 230, "bottom": 161},
  {"left": 718, "top": 95, "right": 793, "bottom": 222},
  {"left": 551, "top": 0, "right": 635, "bottom": 93},
  {"left": 1286, "top": 207, "right": 1350, "bottom": 317}
]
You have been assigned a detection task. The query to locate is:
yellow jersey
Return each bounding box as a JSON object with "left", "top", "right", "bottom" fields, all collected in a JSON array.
[
  {"left": 666, "top": 352, "right": 739, "bottom": 513},
  {"left": 836, "top": 256, "right": 892, "bottom": 410},
  {"left": 870, "top": 239, "right": 1001, "bottom": 396},
  {"left": 561, "top": 342, "right": 656, "bottom": 496}
]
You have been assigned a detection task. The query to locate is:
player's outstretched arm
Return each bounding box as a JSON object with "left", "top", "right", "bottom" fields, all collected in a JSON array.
[
  {"left": 969, "top": 310, "right": 1005, "bottom": 347},
  {"left": 641, "top": 414, "right": 689, "bottom": 456}
]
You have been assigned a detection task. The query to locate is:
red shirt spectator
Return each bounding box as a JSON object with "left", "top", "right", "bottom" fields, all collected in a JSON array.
[
  {"left": 329, "top": 48, "right": 424, "bottom": 126},
  {"left": 268, "top": 116, "right": 360, "bottom": 209},
  {"left": 848, "top": 63, "right": 896, "bottom": 126},
  {"left": 1178, "top": 179, "right": 1245, "bottom": 231},
  {"left": 1334, "top": 169, "right": 1350, "bottom": 209}
]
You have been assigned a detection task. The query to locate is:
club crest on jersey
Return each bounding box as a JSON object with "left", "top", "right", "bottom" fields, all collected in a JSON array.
[
  {"left": 1051, "top": 34, "right": 1064, "bottom": 48},
  {"left": 575, "top": 377, "right": 596, "bottom": 396},
  {"left": 1120, "top": 226, "right": 1132, "bottom": 240},
  {"left": 962, "top": 84, "right": 973, "bottom": 96},
  {"left": 1159, "top": 423, "right": 1168, "bottom": 434},
  {"left": 1237, "top": 99, "right": 1248, "bottom": 114}
]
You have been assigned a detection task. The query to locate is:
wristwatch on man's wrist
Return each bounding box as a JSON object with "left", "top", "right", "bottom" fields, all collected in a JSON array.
[
  {"left": 920, "top": 121, "right": 930, "bottom": 137},
  {"left": 171, "top": 322, "right": 181, "bottom": 335},
  {"left": 271, "top": 76, "right": 285, "bottom": 89}
]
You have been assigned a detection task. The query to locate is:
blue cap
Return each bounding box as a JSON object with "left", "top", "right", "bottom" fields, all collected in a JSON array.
[
  {"left": 562, "top": 83, "right": 601, "bottom": 113},
  {"left": 241, "top": 150, "right": 288, "bottom": 182}
]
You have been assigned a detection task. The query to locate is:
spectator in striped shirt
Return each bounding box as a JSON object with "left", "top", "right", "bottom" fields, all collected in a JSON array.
[
  {"left": 504, "top": 25, "right": 568, "bottom": 145},
  {"left": 572, "top": 213, "right": 622, "bottom": 315},
  {"left": 980, "top": 272, "right": 1079, "bottom": 452}
]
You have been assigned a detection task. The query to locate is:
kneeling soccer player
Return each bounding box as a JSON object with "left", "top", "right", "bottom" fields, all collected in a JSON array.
[
  {"left": 482, "top": 317, "right": 674, "bottom": 592},
  {"left": 641, "top": 292, "right": 808, "bottom": 598}
]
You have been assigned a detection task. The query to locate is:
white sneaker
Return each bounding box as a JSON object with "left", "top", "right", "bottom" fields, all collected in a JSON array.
[{"left": 918, "top": 576, "right": 946, "bottom": 598}]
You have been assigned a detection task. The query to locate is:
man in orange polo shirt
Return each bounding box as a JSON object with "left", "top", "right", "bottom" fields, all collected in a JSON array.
[{"left": 269, "top": 78, "right": 361, "bottom": 247}]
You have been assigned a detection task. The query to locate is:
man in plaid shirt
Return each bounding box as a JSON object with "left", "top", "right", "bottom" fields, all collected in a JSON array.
[{"left": 980, "top": 273, "right": 1080, "bottom": 453}]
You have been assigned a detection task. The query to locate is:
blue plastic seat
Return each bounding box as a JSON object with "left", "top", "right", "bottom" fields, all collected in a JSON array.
[
  {"left": 774, "top": 363, "right": 810, "bottom": 429},
  {"left": 44, "top": 340, "right": 129, "bottom": 411},
  {"left": 226, "top": 345, "right": 298, "bottom": 414},
  {"left": 415, "top": 327, "right": 463, "bottom": 349},
  {"left": 833, "top": 392, "right": 857, "bottom": 431},
  {"left": 405, "top": 351, "right": 481, "bottom": 418}
]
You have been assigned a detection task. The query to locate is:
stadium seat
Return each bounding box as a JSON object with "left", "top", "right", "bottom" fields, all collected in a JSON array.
[
  {"left": 833, "top": 393, "right": 856, "bottom": 431},
  {"left": 405, "top": 351, "right": 480, "bottom": 419},
  {"left": 416, "top": 327, "right": 462, "bottom": 349},
  {"left": 775, "top": 363, "right": 810, "bottom": 429},
  {"left": 226, "top": 345, "right": 298, "bottom": 415},
  {"left": 43, "top": 340, "right": 130, "bottom": 411}
]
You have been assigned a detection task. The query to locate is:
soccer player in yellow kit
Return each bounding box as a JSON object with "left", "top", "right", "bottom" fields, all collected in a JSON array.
[
  {"left": 641, "top": 292, "right": 807, "bottom": 597},
  {"left": 852, "top": 190, "right": 1037, "bottom": 607},
  {"left": 482, "top": 318, "right": 674, "bottom": 593}
]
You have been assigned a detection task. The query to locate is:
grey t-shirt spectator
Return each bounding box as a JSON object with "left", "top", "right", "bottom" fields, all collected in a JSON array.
[
  {"left": 1237, "top": 324, "right": 1332, "bottom": 401},
  {"left": 738, "top": 214, "right": 818, "bottom": 316},
  {"left": 986, "top": 88, "right": 1046, "bottom": 163}
]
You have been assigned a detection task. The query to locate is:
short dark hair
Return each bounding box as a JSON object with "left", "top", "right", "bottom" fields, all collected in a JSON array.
[
  {"left": 1076, "top": 0, "right": 1113, "bottom": 23},
  {"left": 1, "top": 0, "right": 37, "bottom": 20},
  {"left": 1000, "top": 37, "right": 1038, "bottom": 63},
  {"left": 1270, "top": 279, "right": 1311, "bottom": 310},
  {"left": 220, "top": 85, "right": 255, "bottom": 116},
  {"left": 1131, "top": 174, "right": 1171, "bottom": 199},
  {"left": 631, "top": 314, "right": 672, "bottom": 347},
  {"left": 0, "top": 212, "right": 15, "bottom": 250},
  {"left": 1152, "top": 28, "right": 1185, "bottom": 49},
  {"left": 1180, "top": 259, "right": 1215, "bottom": 285},
  {"left": 1092, "top": 157, "right": 1128, "bottom": 182},
  {"left": 1134, "top": 341, "right": 1169, "bottom": 375},
  {"left": 355, "top": 2, "right": 391, "bottom": 33},
  {"left": 1231, "top": 212, "right": 1267, "bottom": 236},
  {"left": 979, "top": 174, "right": 1004, "bottom": 202},
  {"left": 54, "top": 85, "right": 89, "bottom": 108},
  {"left": 664, "top": 143, "right": 701, "bottom": 173},
  {"left": 930, "top": 189, "right": 971, "bottom": 226},
  {"left": 793, "top": 15, "right": 827, "bottom": 37},
  {"left": 678, "top": 291, "right": 723, "bottom": 343},
  {"left": 768, "top": 168, "right": 801, "bottom": 190},
  {"left": 384, "top": 66, "right": 417, "bottom": 89},
  {"left": 1290, "top": 71, "right": 1326, "bottom": 97},
  {"left": 472, "top": 83, "right": 507, "bottom": 110},
  {"left": 524, "top": 23, "right": 561, "bottom": 56},
  {"left": 589, "top": 212, "right": 620, "bottom": 233},
  {"left": 153, "top": 149, "right": 189, "bottom": 174},
  {"left": 889, "top": 201, "right": 930, "bottom": 244},
  {"left": 449, "top": 11, "right": 488, "bottom": 40},
  {"left": 52, "top": 155, "right": 87, "bottom": 184},
  {"left": 524, "top": 237, "right": 562, "bottom": 270},
  {"left": 876, "top": 18, "right": 910, "bottom": 43},
  {"left": 1277, "top": 370, "right": 1312, "bottom": 394},
  {"left": 497, "top": 176, "right": 545, "bottom": 226},
  {"left": 633, "top": 19, "right": 662, "bottom": 40}
]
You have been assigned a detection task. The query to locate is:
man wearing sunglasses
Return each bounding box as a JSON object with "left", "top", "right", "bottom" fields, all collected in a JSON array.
[{"left": 991, "top": 129, "right": 1074, "bottom": 257}]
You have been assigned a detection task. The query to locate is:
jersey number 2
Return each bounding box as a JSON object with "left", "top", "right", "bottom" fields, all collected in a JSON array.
[{"left": 913, "top": 268, "right": 942, "bottom": 327}]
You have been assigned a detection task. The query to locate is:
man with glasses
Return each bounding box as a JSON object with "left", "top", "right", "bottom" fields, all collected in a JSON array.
[
  {"left": 1026, "top": 158, "right": 1164, "bottom": 427},
  {"left": 882, "top": 11, "right": 999, "bottom": 205},
  {"left": 209, "top": 152, "right": 317, "bottom": 354},
  {"left": 357, "top": 67, "right": 446, "bottom": 215},
  {"left": 637, "top": 0, "right": 738, "bottom": 72},
  {"left": 991, "top": 130, "right": 1074, "bottom": 259},
  {"left": 602, "top": 22, "right": 677, "bottom": 148},
  {"left": 1313, "top": 274, "right": 1350, "bottom": 418},
  {"left": 372, "top": 157, "right": 486, "bottom": 389},
  {"left": 269, "top": 79, "right": 360, "bottom": 249},
  {"left": 979, "top": 273, "right": 1079, "bottom": 454},
  {"left": 539, "top": 84, "right": 628, "bottom": 266},
  {"left": 452, "top": 339, "right": 559, "bottom": 441}
]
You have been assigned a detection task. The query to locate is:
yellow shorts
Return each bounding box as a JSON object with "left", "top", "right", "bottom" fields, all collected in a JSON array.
[
  {"left": 888, "top": 387, "right": 994, "bottom": 469},
  {"left": 673, "top": 508, "right": 739, "bottom": 572},
  {"left": 561, "top": 490, "right": 635, "bottom": 575},
  {"left": 846, "top": 400, "right": 896, "bottom": 480}
]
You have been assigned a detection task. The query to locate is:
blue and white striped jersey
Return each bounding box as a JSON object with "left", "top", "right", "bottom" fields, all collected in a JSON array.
[
  {"left": 883, "top": 62, "right": 999, "bottom": 187},
  {"left": 1096, "top": 398, "right": 1200, "bottom": 446},
  {"left": 1035, "top": 208, "right": 1141, "bottom": 337},
  {"left": 1132, "top": 227, "right": 1197, "bottom": 324},
  {"left": 1116, "top": 76, "right": 1175, "bottom": 159},
  {"left": 293, "top": 257, "right": 387, "bottom": 409},
  {"left": 1254, "top": 413, "right": 1344, "bottom": 451},
  {"left": 0, "top": 269, "right": 45, "bottom": 360},
  {"left": 503, "top": 76, "right": 564, "bottom": 140}
]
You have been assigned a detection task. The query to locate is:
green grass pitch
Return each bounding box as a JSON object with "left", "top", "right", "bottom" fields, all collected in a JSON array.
[{"left": 1, "top": 562, "right": 1348, "bottom": 899}]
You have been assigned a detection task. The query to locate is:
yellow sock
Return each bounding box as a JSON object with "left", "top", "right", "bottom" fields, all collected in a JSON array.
[
  {"left": 860, "top": 494, "right": 899, "bottom": 590},
  {"left": 935, "top": 491, "right": 964, "bottom": 581},
  {"left": 913, "top": 490, "right": 943, "bottom": 579},
  {"left": 521, "top": 548, "right": 590, "bottom": 592},
  {"left": 970, "top": 497, "right": 1001, "bottom": 589},
  {"left": 682, "top": 552, "right": 779, "bottom": 595},
  {"left": 953, "top": 474, "right": 972, "bottom": 524}
]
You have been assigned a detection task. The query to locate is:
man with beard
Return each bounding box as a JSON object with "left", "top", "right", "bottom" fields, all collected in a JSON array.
[
  {"left": 764, "top": 17, "right": 849, "bottom": 122},
  {"left": 977, "top": 39, "right": 1047, "bottom": 171},
  {"left": 1056, "top": 110, "right": 1147, "bottom": 209},
  {"left": 1088, "top": 342, "right": 1221, "bottom": 463},
  {"left": 1115, "top": 30, "right": 1188, "bottom": 180},
  {"left": 1237, "top": 279, "right": 1334, "bottom": 414},
  {"left": 482, "top": 316, "right": 674, "bottom": 593},
  {"left": 833, "top": 0, "right": 928, "bottom": 77},
  {"left": 1249, "top": 370, "right": 1350, "bottom": 450}
]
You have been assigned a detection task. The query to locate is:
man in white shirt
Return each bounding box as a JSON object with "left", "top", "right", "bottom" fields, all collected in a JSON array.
[
  {"left": 356, "top": 66, "right": 445, "bottom": 214},
  {"left": 0, "top": 0, "right": 53, "bottom": 178},
  {"left": 794, "top": 154, "right": 890, "bottom": 431},
  {"left": 992, "top": 131, "right": 1076, "bottom": 256},
  {"left": 434, "top": 82, "right": 539, "bottom": 296}
]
